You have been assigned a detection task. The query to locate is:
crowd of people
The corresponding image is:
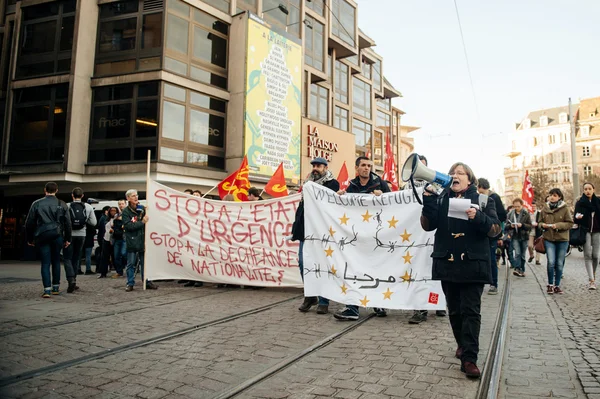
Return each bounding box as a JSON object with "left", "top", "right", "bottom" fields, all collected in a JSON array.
[{"left": 24, "top": 155, "right": 599, "bottom": 381}]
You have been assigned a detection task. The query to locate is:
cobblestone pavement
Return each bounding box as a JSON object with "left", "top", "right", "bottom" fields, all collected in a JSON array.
[{"left": 499, "top": 251, "right": 589, "bottom": 398}]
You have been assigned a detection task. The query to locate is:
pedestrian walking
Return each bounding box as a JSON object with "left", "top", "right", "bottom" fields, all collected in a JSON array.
[
  {"left": 111, "top": 199, "right": 127, "bottom": 278},
  {"left": 527, "top": 202, "right": 542, "bottom": 265},
  {"left": 292, "top": 157, "right": 340, "bottom": 315},
  {"left": 25, "top": 182, "right": 72, "bottom": 298},
  {"left": 420, "top": 162, "right": 500, "bottom": 379},
  {"left": 507, "top": 198, "right": 532, "bottom": 277},
  {"left": 574, "top": 182, "right": 600, "bottom": 290},
  {"left": 540, "top": 188, "right": 573, "bottom": 295},
  {"left": 98, "top": 207, "right": 118, "bottom": 278}
]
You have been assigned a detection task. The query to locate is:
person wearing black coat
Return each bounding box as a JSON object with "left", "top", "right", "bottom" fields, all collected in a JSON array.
[
  {"left": 574, "top": 182, "right": 600, "bottom": 290},
  {"left": 292, "top": 157, "right": 340, "bottom": 314},
  {"left": 421, "top": 162, "right": 500, "bottom": 379}
]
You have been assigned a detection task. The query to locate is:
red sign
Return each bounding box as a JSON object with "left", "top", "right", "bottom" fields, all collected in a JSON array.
[{"left": 428, "top": 292, "right": 439, "bottom": 305}]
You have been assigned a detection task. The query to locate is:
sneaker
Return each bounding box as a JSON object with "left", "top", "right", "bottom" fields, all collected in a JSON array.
[
  {"left": 436, "top": 310, "right": 447, "bottom": 317},
  {"left": 42, "top": 291, "right": 51, "bottom": 298},
  {"left": 194, "top": 282, "right": 203, "bottom": 287},
  {"left": 316, "top": 304, "right": 329, "bottom": 314},
  {"left": 536, "top": 261, "right": 541, "bottom": 265},
  {"left": 184, "top": 281, "right": 195, "bottom": 287},
  {"left": 373, "top": 308, "right": 387, "bottom": 317},
  {"left": 97, "top": 274, "right": 107, "bottom": 279},
  {"left": 589, "top": 281, "right": 597, "bottom": 290},
  {"left": 111, "top": 274, "right": 124, "bottom": 279},
  {"left": 512, "top": 270, "right": 520, "bottom": 276},
  {"left": 488, "top": 286, "right": 498, "bottom": 295},
  {"left": 67, "top": 282, "right": 76, "bottom": 293},
  {"left": 461, "top": 361, "right": 481, "bottom": 379},
  {"left": 298, "top": 297, "right": 318, "bottom": 312},
  {"left": 455, "top": 347, "right": 463, "bottom": 359},
  {"left": 51, "top": 286, "right": 60, "bottom": 295},
  {"left": 408, "top": 311, "right": 427, "bottom": 324},
  {"left": 333, "top": 307, "right": 359, "bottom": 321},
  {"left": 554, "top": 286, "right": 564, "bottom": 294},
  {"left": 528, "top": 256, "right": 534, "bottom": 263},
  {"left": 547, "top": 285, "right": 554, "bottom": 294},
  {"left": 84, "top": 271, "right": 96, "bottom": 275},
  {"left": 146, "top": 282, "right": 158, "bottom": 290},
  {"left": 125, "top": 285, "right": 133, "bottom": 292},
  {"left": 518, "top": 272, "right": 526, "bottom": 277}
]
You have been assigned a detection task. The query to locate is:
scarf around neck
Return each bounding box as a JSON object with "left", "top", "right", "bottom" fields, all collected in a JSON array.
[
  {"left": 549, "top": 200, "right": 563, "bottom": 210},
  {"left": 304, "top": 169, "right": 334, "bottom": 187}
]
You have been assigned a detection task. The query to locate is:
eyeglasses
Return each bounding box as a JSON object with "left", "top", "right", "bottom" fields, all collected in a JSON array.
[{"left": 450, "top": 171, "right": 467, "bottom": 176}]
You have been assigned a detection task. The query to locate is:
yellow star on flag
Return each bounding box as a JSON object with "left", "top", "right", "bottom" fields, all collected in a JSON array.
[
  {"left": 362, "top": 210, "right": 372, "bottom": 222},
  {"left": 402, "top": 251, "right": 413, "bottom": 264},
  {"left": 388, "top": 216, "right": 399, "bottom": 229},
  {"left": 400, "top": 270, "right": 412, "bottom": 282},
  {"left": 339, "top": 213, "right": 349, "bottom": 225},
  {"left": 324, "top": 246, "right": 334, "bottom": 257},
  {"left": 400, "top": 229, "right": 412, "bottom": 242},
  {"left": 359, "top": 296, "right": 370, "bottom": 307},
  {"left": 330, "top": 265, "right": 338, "bottom": 276},
  {"left": 382, "top": 288, "right": 393, "bottom": 300},
  {"left": 340, "top": 283, "right": 348, "bottom": 294},
  {"left": 328, "top": 226, "right": 336, "bottom": 237}
]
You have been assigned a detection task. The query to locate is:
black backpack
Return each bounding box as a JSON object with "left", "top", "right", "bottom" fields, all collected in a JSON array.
[
  {"left": 70, "top": 202, "right": 87, "bottom": 230},
  {"left": 112, "top": 218, "right": 124, "bottom": 240}
]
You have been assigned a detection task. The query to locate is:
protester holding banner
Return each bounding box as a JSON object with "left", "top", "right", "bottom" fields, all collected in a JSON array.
[
  {"left": 293, "top": 157, "right": 339, "bottom": 314},
  {"left": 334, "top": 156, "right": 390, "bottom": 321},
  {"left": 122, "top": 189, "right": 157, "bottom": 291},
  {"left": 574, "top": 183, "right": 600, "bottom": 290},
  {"left": 420, "top": 162, "right": 500, "bottom": 379}
]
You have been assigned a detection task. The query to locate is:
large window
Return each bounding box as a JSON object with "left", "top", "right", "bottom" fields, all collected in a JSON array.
[
  {"left": 335, "top": 61, "right": 348, "bottom": 104},
  {"left": 334, "top": 106, "right": 348, "bottom": 131},
  {"left": 306, "top": 0, "right": 325, "bottom": 15},
  {"left": 373, "top": 59, "right": 382, "bottom": 92},
  {"left": 263, "top": 0, "right": 300, "bottom": 36},
  {"left": 304, "top": 16, "right": 324, "bottom": 71},
  {"left": 161, "top": 83, "right": 226, "bottom": 169},
  {"left": 374, "top": 130, "right": 383, "bottom": 166},
  {"left": 89, "top": 82, "right": 159, "bottom": 163},
  {"left": 309, "top": 84, "right": 328, "bottom": 124},
  {"left": 376, "top": 97, "right": 390, "bottom": 110},
  {"left": 353, "top": 118, "right": 371, "bottom": 157},
  {"left": 236, "top": 0, "right": 257, "bottom": 14},
  {"left": 377, "top": 110, "right": 390, "bottom": 131},
  {"left": 96, "top": 0, "right": 163, "bottom": 76},
  {"left": 331, "top": 0, "right": 355, "bottom": 47},
  {"left": 164, "top": 0, "right": 229, "bottom": 89},
  {"left": 203, "top": 0, "right": 230, "bottom": 13},
  {"left": 361, "top": 59, "right": 371, "bottom": 80},
  {"left": 16, "top": 0, "right": 76, "bottom": 79},
  {"left": 353, "top": 77, "right": 371, "bottom": 119},
  {"left": 9, "top": 84, "right": 68, "bottom": 164}
]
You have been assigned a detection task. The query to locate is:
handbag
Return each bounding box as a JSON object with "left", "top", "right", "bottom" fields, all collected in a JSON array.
[
  {"left": 569, "top": 225, "right": 587, "bottom": 246},
  {"left": 534, "top": 236, "right": 546, "bottom": 254}
]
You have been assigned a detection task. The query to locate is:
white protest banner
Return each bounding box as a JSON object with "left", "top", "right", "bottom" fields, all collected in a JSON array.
[
  {"left": 302, "top": 182, "right": 446, "bottom": 310},
  {"left": 145, "top": 180, "right": 303, "bottom": 287}
]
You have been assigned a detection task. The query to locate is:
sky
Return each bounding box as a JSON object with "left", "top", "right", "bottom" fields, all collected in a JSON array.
[{"left": 356, "top": 0, "right": 600, "bottom": 192}]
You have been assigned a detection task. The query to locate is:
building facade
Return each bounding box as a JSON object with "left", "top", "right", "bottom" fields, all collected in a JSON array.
[{"left": 0, "top": 0, "right": 407, "bottom": 259}]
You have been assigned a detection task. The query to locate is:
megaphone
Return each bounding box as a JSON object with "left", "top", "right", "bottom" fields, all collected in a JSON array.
[{"left": 401, "top": 153, "right": 452, "bottom": 200}]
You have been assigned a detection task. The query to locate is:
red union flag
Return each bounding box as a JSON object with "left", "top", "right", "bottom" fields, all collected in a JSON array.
[
  {"left": 217, "top": 156, "right": 250, "bottom": 201},
  {"left": 382, "top": 134, "right": 399, "bottom": 191},
  {"left": 264, "top": 163, "right": 288, "bottom": 198},
  {"left": 337, "top": 162, "right": 350, "bottom": 191},
  {"left": 522, "top": 170, "right": 534, "bottom": 212}
]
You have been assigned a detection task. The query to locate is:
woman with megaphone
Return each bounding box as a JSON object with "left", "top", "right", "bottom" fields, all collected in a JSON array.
[{"left": 419, "top": 161, "right": 501, "bottom": 379}]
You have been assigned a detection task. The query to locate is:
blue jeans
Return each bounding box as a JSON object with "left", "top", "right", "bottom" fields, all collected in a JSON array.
[
  {"left": 85, "top": 247, "right": 92, "bottom": 273},
  {"left": 489, "top": 239, "right": 498, "bottom": 287},
  {"left": 113, "top": 240, "right": 127, "bottom": 275},
  {"left": 512, "top": 238, "right": 529, "bottom": 273},
  {"left": 126, "top": 251, "right": 144, "bottom": 287},
  {"left": 298, "top": 241, "right": 329, "bottom": 306},
  {"left": 39, "top": 237, "right": 63, "bottom": 289},
  {"left": 545, "top": 240, "right": 569, "bottom": 286}
]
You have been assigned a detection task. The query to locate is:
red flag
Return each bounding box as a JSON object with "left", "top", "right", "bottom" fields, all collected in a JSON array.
[
  {"left": 264, "top": 163, "right": 288, "bottom": 198},
  {"left": 522, "top": 170, "right": 534, "bottom": 212},
  {"left": 382, "top": 134, "right": 399, "bottom": 191},
  {"left": 338, "top": 162, "right": 350, "bottom": 191},
  {"left": 217, "top": 156, "right": 250, "bottom": 201}
]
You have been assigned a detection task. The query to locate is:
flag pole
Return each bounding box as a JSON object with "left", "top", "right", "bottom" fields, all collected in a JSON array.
[
  {"left": 143, "top": 150, "right": 151, "bottom": 291},
  {"left": 201, "top": 185, "right": 218, "bottom": 198}
]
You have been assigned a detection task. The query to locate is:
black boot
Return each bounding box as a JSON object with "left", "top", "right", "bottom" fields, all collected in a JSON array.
[{"left": 298, "top": 297, "right": 318, "bottom": 312}]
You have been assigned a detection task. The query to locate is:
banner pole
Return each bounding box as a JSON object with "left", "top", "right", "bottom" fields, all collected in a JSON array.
[
  {"left": 201, "top": 185, "right": 218, "bottom": 198},
  {"left": 259, "top": 189, "right": 265, "bottom": 197},
  {"left": 143, "top": 150, "right": 150, "bottom": 291}
]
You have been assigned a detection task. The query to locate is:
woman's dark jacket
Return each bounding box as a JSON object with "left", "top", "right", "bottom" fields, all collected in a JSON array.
[
  {"left": 291, "top": 179, "right": 340, "bottom": 242},
  {"left": 574, "top": 194, "right": 600, "bottom": 231},
  {"left": 421, "top": 185, "right": 500, "bottom": 284}
]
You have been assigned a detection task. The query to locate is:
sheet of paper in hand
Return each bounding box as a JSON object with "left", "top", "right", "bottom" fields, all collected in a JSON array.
[
  {"left": 448, "top": 198, "right": 472, "bottom": 221},
  {"left": 302, "top": 182, "right": 446, "bottom": 310}
]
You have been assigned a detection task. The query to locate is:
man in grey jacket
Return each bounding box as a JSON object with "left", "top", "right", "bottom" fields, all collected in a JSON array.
[{"left": 63, "top": 187, "right": 97, "bottom": 292}]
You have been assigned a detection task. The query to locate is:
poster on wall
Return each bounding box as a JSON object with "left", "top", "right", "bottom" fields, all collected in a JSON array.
[{"left": 244, "top": 14, "right": 302, "bottom": 184}]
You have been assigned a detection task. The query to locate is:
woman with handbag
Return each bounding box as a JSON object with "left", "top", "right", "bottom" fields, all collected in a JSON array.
[
  {"left": 574, "top": 182, "right": 600, "bottom": 290},
  {"left": 540, "top": 188, "right": 574, "bottom": 295}
]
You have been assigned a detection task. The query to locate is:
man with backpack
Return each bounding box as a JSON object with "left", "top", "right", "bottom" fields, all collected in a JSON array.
[
  {"left": 25, "top": 182, "right": 72, "bottom": 298},
  {"left": 63, "top": 187, "right": 97, "bottom": 292}
]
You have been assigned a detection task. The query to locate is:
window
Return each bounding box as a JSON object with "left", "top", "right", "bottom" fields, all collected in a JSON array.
[
  {"left": 262, "top": 0, "right": 300, "bottom": 36},
  {"left": 89, "top": 82, "right": 159, "bottom": 163},
  {"left": 584, "top": 166, "right": 592, "bottom": 177},
  {"left": 164, "top": 0, "right": 229, "bottom": 89},
  {"left": 353, "top": 118, "right": 371, "bottom": 157},
  {"left": 559, "top": 113, "right": 568, "bottom": 124},
  {"left": 511, "top": 140, "right": 516, "bottom": 150},
  {"left": 560, "top": 132, "right": 567, "bottom": 143},
  {"left": 96, "top": 0, "right": 163, "bottom": 76},
  {"left": 8, "top": 84, "right": 68, "bottom": 164},
  {"left": 540, "top": 115, "right": 548, "bottom": 127},
  {"left": 304, "top": 16, "right": 324, "bottom": 71},
  {"left": 376, "top": 110, "right": 390, "bottom": 131},
  {"left": 306, "top": 0, "right": 324, "bottom": 16},
  {"left": 16, "top": 0, "right": 76, "bottom": 78},
  {"left": 203, "top": 0, "right": 230, "bottom": 13},
  {"left": 583, "top": 146, "right": 591, "bottom": 157},
  {"left": 361, "top": 59, "right": 371, "bottom": 80},
  {"left": 373, "top": 130, "right": 383, "bottom": 166},
  {"left": 548, "top": 134, "right": 555, "bottom": 144},
  {"left": 564, "top": 172, "right": 571, "bottom": 183},
  {"left": 160, "top": 83, "right": 226, "bottom": 169},
  {"left": 561, "top": 152, "right": 568, "bottom": 164},
  {"left": 591, "top": 112, "right": 597, "bottom": 118},
  {"left": 533, "top": 136, "right": 540, "bottom": 147},
  {"left": 334, "top": 106, "right": 348, "bottom": 131},
  {"left": 334, "top": 61, "right": 348, "bottom": 104},
  {"left": 522, "top": 119, "right": 530, "bottom": 129},
  {"left": 353, "top": 77, "right": 371, "bottom": 119},
  {"left": 309, "top": 84, "right": 328, "bottom": 124},
  {"left": 392, "top": 115, "right": 397, "bottom": 127},
  {"left": 581, "top": 126, "right": 590, "bottom": 138},
  {"left": 376, "top": 97, "right": 390, "bottom": 111},
  {"left": 236, "top": 0, "right": 257, "bottom": 14},
  {"left": 331, "top": 0, "right": 355, "bottom": 47},
  {"left": 373, "top": 59, "right": 382, "bottom": 92}
]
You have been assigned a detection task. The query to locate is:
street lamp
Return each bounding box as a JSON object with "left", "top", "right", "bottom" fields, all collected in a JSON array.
[
  {"left": 262, "top": 4, "right": 289, "bottom": 18},
  {"left": 287, "top": 19, "right": 313, "bottom": 29}
]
